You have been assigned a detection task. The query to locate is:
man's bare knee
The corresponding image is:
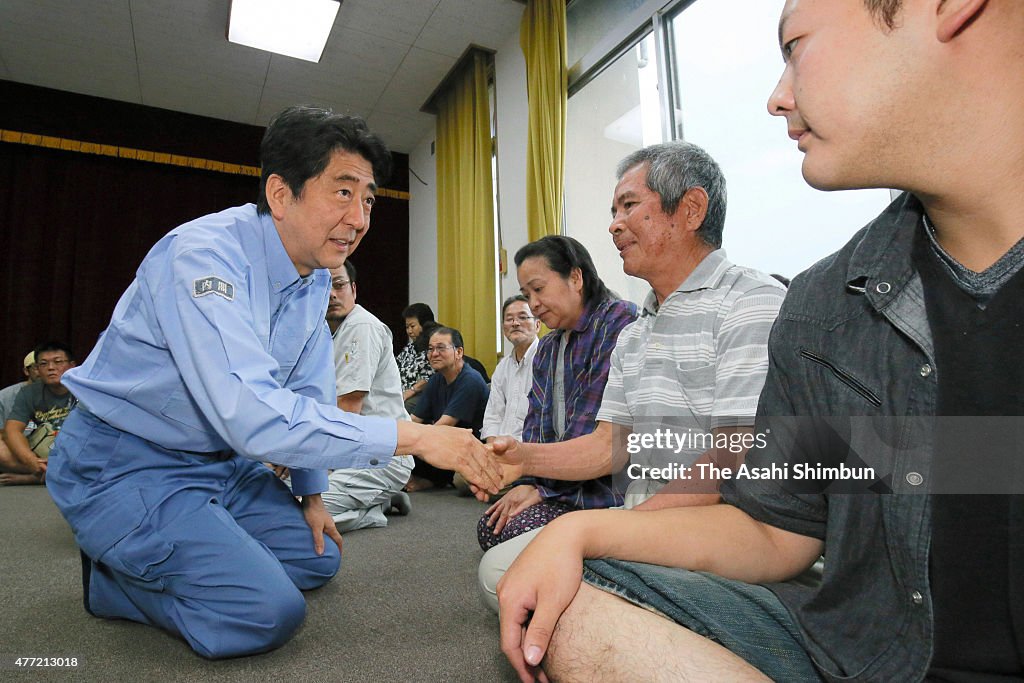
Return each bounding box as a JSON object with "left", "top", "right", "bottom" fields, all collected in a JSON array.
[{"left": 543, "top": 583, "right": 621, "bottom": 682}]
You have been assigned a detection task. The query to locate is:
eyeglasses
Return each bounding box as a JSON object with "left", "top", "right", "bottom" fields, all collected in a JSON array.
[
  {"left": 331, "top": 280, "right": 352, "bottom": 290},
  {"left": 426, "top": 344, "right": 454, "bottom": 355},
  {"left": 503, "top": 314, "right": 536, "bottom": 326},
  {"left": 36, "top": 358, "right": 70, "bottom": 369}
]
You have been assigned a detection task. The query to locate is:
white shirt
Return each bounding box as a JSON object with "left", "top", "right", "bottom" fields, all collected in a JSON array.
[
  {"left": 331, "top": 304, "right": 409, "bottom": 422},
  {"left": 480, "top": 337, "right": 539, "bottom": 441}
]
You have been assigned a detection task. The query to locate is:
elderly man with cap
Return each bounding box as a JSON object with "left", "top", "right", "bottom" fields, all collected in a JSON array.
[{"left": 0, "top": 351, "right": 40, "bottom": 484}]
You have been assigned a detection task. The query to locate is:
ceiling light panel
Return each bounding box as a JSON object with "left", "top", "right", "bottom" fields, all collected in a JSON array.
[{"left": 228, "top": 0, "right": 340, "bottom": 63}]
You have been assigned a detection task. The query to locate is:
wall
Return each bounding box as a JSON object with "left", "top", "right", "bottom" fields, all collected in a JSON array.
[
  {"left": 493, "top": 20, "right": 530, "bottom": 328},
  {"left": 407, "top": 136, "right": 439, "bottom": 318}
]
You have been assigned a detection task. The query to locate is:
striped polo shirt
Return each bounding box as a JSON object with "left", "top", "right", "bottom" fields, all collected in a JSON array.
[{"left": 596, "top": 249, "right": 785, "bottom": 502}]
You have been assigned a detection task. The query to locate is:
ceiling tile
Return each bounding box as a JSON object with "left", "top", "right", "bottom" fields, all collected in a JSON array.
[
  {"left": 337, "top": 0, "right": 440, "bottom": 46},
  {"left": 263, "top": 56, "right": 387, "bottom": 107},
  {"left": 433, "top": 0, "right": 523, "bottom": 37},
  {"left": 374, "top": 47, "right": 457, "bottom": 114},
  {"left": 416, "top": 0, "right": 522, "bottom": 57},
  {"left": 0, "top": 33, "right": 141, "bottom": 103},
  {"left": 2, "top": 0, "right": 133, "bottom": 44},
  {"left": 322, "top": 26, "right": 411, "bottom": 76},
  {"left": 132, "top": 1, "right": 270, "bottom": 86},
  {"left": 254, "top": 87, "right": 371, "bottom": 127},
  {"left": 139, "top": 64, "right": 264, "bottom": 124}
]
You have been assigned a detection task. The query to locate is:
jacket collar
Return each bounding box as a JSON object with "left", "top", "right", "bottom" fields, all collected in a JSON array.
[
  {"left": 846, "top": 192, "right": 923, "bottom": 311},
  {"left": 261, "top": 210, "right": 318, "bottom": 293}
]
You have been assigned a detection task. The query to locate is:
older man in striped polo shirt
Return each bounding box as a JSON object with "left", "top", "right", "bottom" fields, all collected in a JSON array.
[
  {"left": 488, "top": 141, "right": 784, "bottom": 508},
  {"left": 599, "top": 141, "right": 786, "bottom": 508},
  {"left": 478, "top": 141, "right": 784, "bottom": 608}
]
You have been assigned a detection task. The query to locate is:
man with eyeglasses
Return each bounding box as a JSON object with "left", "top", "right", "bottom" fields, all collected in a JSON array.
[
  {"left": 453, "top": 296, "right": 540, "bottom": 497},
  {"left": 407, "top": 326, "right": 490, "bottom": 491},
  {"left": 481, "top": 296, "right": 540, "bottom": 446},
  {"left": 1, "top": 342, "right": 76, "bottom": 485},
  {"left": 319, "top": 259, "right": 414, "bottom": 529}
]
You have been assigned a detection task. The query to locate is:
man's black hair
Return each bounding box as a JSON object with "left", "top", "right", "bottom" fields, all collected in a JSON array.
[{"left": 257, "top": 106, "right": 392, "bottom": 215}]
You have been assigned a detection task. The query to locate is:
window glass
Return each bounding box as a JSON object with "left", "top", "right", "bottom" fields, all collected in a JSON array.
[{"left": 564, "top": 33, "right": 664, "bottom": 304}]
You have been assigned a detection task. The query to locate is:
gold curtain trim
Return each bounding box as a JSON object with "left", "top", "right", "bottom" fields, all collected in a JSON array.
[{"left": 0, "top": 129, "right": 410, "bottom": 200}]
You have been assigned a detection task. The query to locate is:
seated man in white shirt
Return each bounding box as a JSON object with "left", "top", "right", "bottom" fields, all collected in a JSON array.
[
  {"left": 321, "top": 260, "right": 414, "bottom": 531},
  {"left": 454, "top": 295, "right": 540, "bottom": 495}
]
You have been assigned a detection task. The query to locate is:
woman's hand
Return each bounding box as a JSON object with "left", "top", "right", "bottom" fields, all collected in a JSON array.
[{"left": 484, "top": 484, "right": 542, "bottom": 535}]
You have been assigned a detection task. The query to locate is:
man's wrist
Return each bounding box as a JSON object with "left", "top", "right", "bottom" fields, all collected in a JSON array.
[
  {"left": 544, "top": 510, "right": 595, "bottom": 557},
  {"left": 514, "top": 441, "right": 534, "bottom": 477},
  {"left": 395, "top": 420, "right": 424, "bottom": 456}
]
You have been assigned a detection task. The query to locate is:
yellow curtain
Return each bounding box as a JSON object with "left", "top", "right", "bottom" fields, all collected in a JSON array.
[
  {"left": 521, "top": 0, "right": 567, "bottom": 242},
  {"left": 435, "top": 50, "right": 498, "bottom": 373}
]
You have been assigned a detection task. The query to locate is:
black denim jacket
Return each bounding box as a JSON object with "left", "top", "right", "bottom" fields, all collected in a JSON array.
[{"left": 723, "top": 193, "right": 1024, "bottom": 681}]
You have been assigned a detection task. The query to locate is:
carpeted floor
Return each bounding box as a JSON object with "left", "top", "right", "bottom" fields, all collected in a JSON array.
[{"left": 0, "top": 485, "right": 519, "bottom": 681}]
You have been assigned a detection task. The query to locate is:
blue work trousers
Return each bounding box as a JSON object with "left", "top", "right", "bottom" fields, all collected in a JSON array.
[{"left": 46, "top": 409, "right": 341, "bottom": 658}]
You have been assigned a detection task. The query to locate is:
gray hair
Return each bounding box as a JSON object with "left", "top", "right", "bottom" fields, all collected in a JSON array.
[
  {"left": 501, "top": 294, "right": 529, "bottom": 317},
  {"left": 615, "top": 141, "right": 727, "bottom": 249}
]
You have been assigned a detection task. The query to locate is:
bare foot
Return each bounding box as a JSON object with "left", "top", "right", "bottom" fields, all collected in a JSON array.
[
  {"left": 0, "top": 473, "right": 44, "bottom": 486},
  {"left": 404, "top": 475, "right": 436, "bottom": 493}
]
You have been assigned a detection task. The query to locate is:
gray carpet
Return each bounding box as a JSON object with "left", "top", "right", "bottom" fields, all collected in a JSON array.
[{"left": 0, "top": 485, "right": 519, "bottom": 681}]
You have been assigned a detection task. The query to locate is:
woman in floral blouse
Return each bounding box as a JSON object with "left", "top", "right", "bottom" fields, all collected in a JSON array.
[{"left": 396, "top": 302, "right": 435, "bottom": 413}]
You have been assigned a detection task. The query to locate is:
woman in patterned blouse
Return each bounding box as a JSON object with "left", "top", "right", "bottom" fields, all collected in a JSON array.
[
  {"left": 477, "top": 235, "right": 637, "bottom": 549},
  {"left": 396, "top": 302, "right": 435, "bottom": 413}
]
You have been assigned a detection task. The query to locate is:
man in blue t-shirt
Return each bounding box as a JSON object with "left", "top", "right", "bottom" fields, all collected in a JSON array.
[{"left": 408, "top": 326, "right": 489, "bottom": 491}]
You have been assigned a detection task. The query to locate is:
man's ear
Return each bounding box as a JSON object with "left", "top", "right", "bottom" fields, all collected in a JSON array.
[
  {"left": 675, "top": 186, "right": 709, "bottom": 233},
  {"left": 936, "top": 0, "right": 987, "bottom": 43},
  {"left": 351, "top": 282, "right": 357, "bottom": 301},
  {"left": 265, "top": 174, "right": 293, "bottom": 219}
]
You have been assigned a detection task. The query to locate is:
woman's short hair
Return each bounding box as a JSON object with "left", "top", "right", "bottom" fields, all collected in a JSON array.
[{"left": 401, "top": 303, "right": 435, "bottom": 325}]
